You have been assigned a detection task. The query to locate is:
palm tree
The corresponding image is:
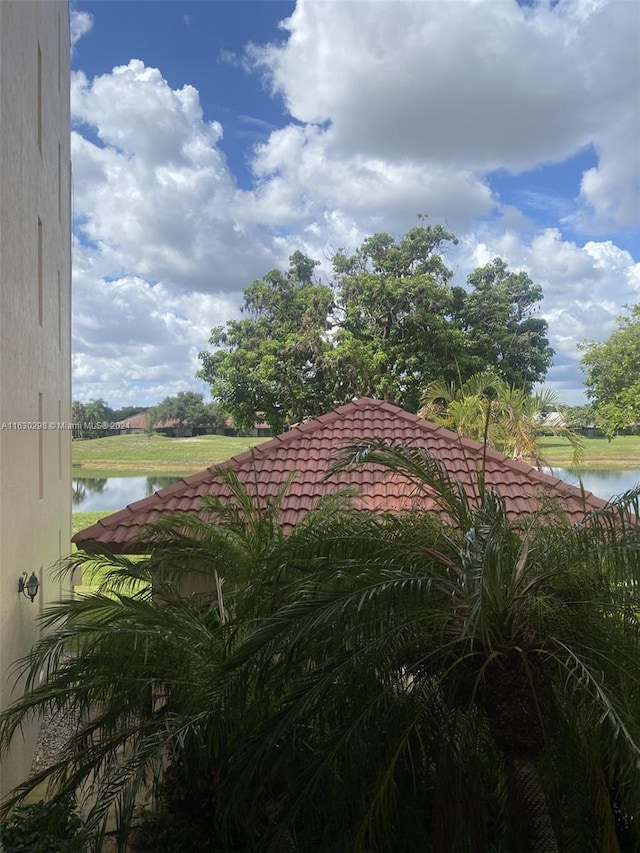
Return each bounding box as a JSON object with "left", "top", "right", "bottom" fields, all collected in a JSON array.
[
  {"left": 420, "top": 371, "right": 584, "bottom": 467},
  {"left": 0, "top": 467, "right": 356, "bottom": 852},
  {"left": 2, "top": 453, "right": 640, "bottom": 851},
  {"left": 215, "top": 443, "right": 640, "bottom": 851},
  {"left": 420, "top": 369, "right": 504, "bottom": 443}
]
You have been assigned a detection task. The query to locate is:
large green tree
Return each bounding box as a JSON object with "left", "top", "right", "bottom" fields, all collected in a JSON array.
[
  {"left": 198, "top": 222, "right": 554, "bottom": 432},
  {"left": 198, "top": 250, "right": 335, "bottom": 433},
  {"left": 580, "top": 304, "right": 640, "bottom": 438},
  {"left": 329, "top": 223, "right": 464, "bottom": 410},
  {"left": 151, "top": 391, "right": 225, "bottom": 434},
  {"left": 455, "top": 258, "right": 553, "bottom": 390}
]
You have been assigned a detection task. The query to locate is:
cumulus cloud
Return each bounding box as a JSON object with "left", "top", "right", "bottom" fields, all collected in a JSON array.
[
  {"left": 241, "top": 123, "right": 496, "bottom": 235},
  {"left": 70, "top": 0, "right": 638, "bottom": 407},
  {"left": 70, "top": 60, "right": 285, "bottom": 404},
  {"left": 71, "top": 61, "right": 280, "bottom": 295},
  {"left": 70, "top": 10, "right": 92, "bottom": 50},
  {"left": 578, "top": 119, "right": 640, "bottom": 229},
  {"left": 72, "top": 247, "right": 239, "bottom": 406},
  {"left": 247, "top": 0, "right": 639, "bottom": 230},
  {"left": 458, "top": 227, "right": 640, "bottom": 403}
]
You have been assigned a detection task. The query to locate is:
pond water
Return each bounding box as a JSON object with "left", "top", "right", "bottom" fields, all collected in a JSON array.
[
  {"left": 73, "top": 476, "right": 183, "bottom": 511},
  {"left": 72, "top": 469, "right": 640, "bottom": 513},
  {"left": 545, "top": 468, "right": 640, "bottom": 501}
]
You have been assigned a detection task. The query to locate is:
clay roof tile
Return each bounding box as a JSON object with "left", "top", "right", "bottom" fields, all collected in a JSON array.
[{"left": 73, "top": 398, "right": 609, "bottom": 553}]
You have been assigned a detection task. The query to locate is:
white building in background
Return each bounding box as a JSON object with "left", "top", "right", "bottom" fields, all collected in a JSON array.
[{"left": 0, "top": 0, "right": 71, "bottom": 796}]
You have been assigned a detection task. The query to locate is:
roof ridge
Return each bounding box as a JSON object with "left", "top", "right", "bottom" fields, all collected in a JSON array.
[
  {"left": 208, "top": 399, "right": 401, "bottom": 468},
  {"left": 73, "top": 397, "right": 613, "bottom": 553}
]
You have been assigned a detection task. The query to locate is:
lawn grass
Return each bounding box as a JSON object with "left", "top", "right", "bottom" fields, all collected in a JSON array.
[
  {"left": 72, "top": 511, "right": 111, "bottom": 539},
  {"left": 72, "top": 511, "right": 147, "bottom": 595},
  {"left": 72, "top": 433, "right": 269, "bottom": 475},
  {"left": 73, "top": 432, "right": 640, "bottom": 475},
  {"left": 539, "top": 434, "right": 640, "bottom": 468}
]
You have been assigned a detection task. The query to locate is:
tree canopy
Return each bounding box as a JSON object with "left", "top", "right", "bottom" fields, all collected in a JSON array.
[
  {"left": 72, "top": 399, "right": 116, "bottom": 438},
  {"left": 151, "top": 391, "right": 226, "bottom": 433},
  {"left": 198, "top": 222, "right": 554, "bottom": 432},
  {"left": 580, "top": 304, "right": 640, "bottom": 438},
  {"left": 457, "top": 258, "right": 552, "bottom": 389},
  {"left": 72, "top": 399, "right": 115, "bottom": 425},
  {"left": 198, "top": 250, "right": 334, "bottom": 434}
]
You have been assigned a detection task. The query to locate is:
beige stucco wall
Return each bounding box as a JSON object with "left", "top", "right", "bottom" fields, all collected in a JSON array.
[{"left": 0, "top": 0, "right": 71, "bottom": 797}]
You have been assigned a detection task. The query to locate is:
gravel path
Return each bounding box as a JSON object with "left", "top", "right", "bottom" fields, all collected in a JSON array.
[
  {"left": 30, "top": 707, "right": 81, "bottom": 775},
  {"left": 29, "top": 709, "right": 122, "bottom": 850}
]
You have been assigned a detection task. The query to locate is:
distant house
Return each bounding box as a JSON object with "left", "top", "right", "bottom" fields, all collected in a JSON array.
[
  {"left": 537, "top": 410, "right": 566, "bottom": 428},
  {"left": 74, "top": 398, "right": 608, "bottom": 555},
  {"left": 113, "top": 412, "right": 152, "bottom": 433}
]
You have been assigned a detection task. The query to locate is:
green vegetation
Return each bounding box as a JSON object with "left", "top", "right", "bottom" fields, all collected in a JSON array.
[
  {"left": 72, "top": 512, "right": 110, "bottom": 539},
  {"left": 0, "top": 796, "right": 81, "bottom": 853},
  {"left": 3, "top": 455, "right": 640, "bottom": 851},
  {"left": 198, "top": 221, "right": 553, "bottom": 432},
  {"left": 540, "top": 434, "right": 640, "bottom": 468},
  {"left": 72, "top": 432, "right": 268, "bottom": 475},
  {"left": 149, "top": 391, "right": 226, "bottom": 434},
  {"left": 580, "top": 304, "right": 640, "bottom": 438},
  {"left": 420, "top": 370, "right": 584, "bottom": 466}
]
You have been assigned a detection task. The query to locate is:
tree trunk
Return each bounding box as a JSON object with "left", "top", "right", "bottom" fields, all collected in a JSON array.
[
  {"left": 505, "top": 754, "right": 559, "bottom": 853},
  {"left": 481, "top": 652, "right": 559, "bottom": 852}
]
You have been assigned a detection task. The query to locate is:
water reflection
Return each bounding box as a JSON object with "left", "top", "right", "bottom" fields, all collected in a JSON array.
[
  {"left": 73, "top": 476, "right": 183, "bottom": 512},
  {"left": 146, "top": 475, "right": 184, "bottom": 494},
  {"left": 72, "top": 478, "right": 107, "bottom": 506},
  {"left": 73, "top": 469, "right": 640, "bottom": 513},
  {"left": 543, "top": 468, "right": 640, "bottom": 501}
]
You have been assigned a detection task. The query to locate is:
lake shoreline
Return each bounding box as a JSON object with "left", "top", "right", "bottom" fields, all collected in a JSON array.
[
  {"left": 73, "top": 457, "right": 640, "bottom": 478},
  {"left": 73, "top": 463, "right": 199, "bottom": 479}
]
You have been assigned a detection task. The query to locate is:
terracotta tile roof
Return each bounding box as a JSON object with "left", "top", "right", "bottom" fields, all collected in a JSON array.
[
  {"left": 113, "top": 412, "right": 150, "bottom": 430},
  {"left": 74, "top": 398, "right": 609, "bottom": 554},
  {"left": 113, "top": 412, "right": 180, "bottom": 430}
]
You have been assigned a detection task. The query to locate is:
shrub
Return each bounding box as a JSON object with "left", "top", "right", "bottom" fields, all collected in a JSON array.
[{"left": 0, "top": 797, "right": 82, "bottom": 853}]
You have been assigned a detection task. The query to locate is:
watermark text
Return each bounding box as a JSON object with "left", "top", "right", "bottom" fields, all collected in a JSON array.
[{"left": 1, "top": 421, "right": 128, "bottom": 431}]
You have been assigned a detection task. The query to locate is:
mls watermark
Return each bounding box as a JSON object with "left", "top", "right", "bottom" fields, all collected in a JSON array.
[{"left": 1, "top": 421, "right": 128, "bottom": 431}]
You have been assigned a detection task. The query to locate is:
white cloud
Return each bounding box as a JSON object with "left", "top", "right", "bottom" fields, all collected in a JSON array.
[
  {"left": 70, "top": 2, "right": 639, "bottom": 408},
  {"left": 242, "top": 123, "right": 496, "bottom": 234},
  {"left": 70, "top": 60, "right": 284, "bottom": 405},
  {"left": 71, "top": 61, "right": 278, "bottom": 295},
  {"left": 459, "top": 227, "right": 640, "bottom": 403},
  {"left": 248, "top": 0, "right": 639, "bottom": 229},
  {"left": 70, "top": 10, "right": 93, "bottom": 50},
  {"left": 579, "top": 120, "right": 640, "bottom": 229},
  {"left": 72, "top": 255, "right": 238, "bottom": 406}
]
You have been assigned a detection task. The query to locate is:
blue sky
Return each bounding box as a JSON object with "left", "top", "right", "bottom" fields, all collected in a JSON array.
[
  {"left": 72, "top": 2, "right": 296, "bottom": 188},
  {"left": 70, "top": 0, "right": 640, "bottom": 408}
]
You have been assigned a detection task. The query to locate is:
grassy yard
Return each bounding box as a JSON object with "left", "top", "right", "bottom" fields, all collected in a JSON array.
[
  {"left": 540, "top": 434, "right": 640, "bottom": 468},
  {"left": 72, "top": 511, "right": 111, "bottom": 538},
  {"left": 72, "top": 511, "right": 145, "bottom": 595},
  {"left": 72, "top": 432, "right": 640, "bottom": 476},
  {"left": 72, "top": 432, "right": 269, "bottom": 476}
]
